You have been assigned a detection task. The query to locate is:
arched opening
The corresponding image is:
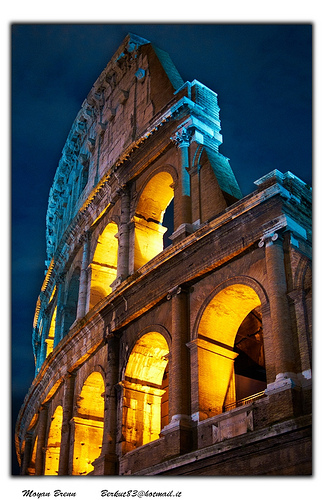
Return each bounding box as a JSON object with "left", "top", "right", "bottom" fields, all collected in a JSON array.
[
  {"left": 27, "top": 436, "right": 38, "bottom": 475},
  {"left": 134, "top": 172, "right": 174, "bottom": 271},
  {"left": 197, "top": 284, "right": 266, "bottom": 420},
  {"left": 44, "top": 405, "right": 63, "bottom": 475},
  {"left": 72, "top": 372, "right": 105, "bottom": 475},
  {"left": 90, "top": 222, "right": 118, "bottom": 309},
  {"left": 45, "top": 306, "right": 57, "bottom": 358},
  {"left": 122, "top": 332, "right": 169, "bottom": 453},
  {"left": 63, "top": 268, "right": 80, "bottom": 336}
]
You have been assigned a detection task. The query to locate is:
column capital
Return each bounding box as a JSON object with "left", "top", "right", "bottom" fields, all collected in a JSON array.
[
  {"left": 258, "top": 231, "right": 282, "bottom": 248},
  {"left": 167, "top": 284, "right": 191, "bottom": 300},
  {"left": 170, "top": 127, "right": 193, "bottom": 148}
]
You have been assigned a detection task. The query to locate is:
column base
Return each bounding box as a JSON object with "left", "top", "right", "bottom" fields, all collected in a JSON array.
[
  {"left": 265, "top": 372, "right": 311, "bottom": 421},
  {"left": 160, "top": 415, "right": 193, "bottom": 459},
  {"left": 92, "top": 453, "right": 118, "bottom": 475},
  {"left": 170, "top": 223, "right": 196, "bottom": 244},
  {"left": 265, "top": 371, "right": 312, "bottom": 395}
]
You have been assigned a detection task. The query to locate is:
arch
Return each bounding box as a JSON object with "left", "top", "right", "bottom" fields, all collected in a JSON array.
[
  {"left": 121, "top": 325, "right": 171, "bottom": 377},
  {"left": 44, "top": 405, "right": 63, "bottom": 475},
  {"left": 122, "top": 332, "right": 169, "bottom": 453},
  {"left": 72, "top": 371, "right": 105, "bottom": 475},
  {"left": 45, "top": 306, "right": 57, "bottom": 358},
  {"left": 195, "top": 282, "right": 267, "bottom": 419},
  {"left": 294, "top": 255, "right": 312, "bottom": 291},
  {"left": 133, "top": 171, "right": 174, "bottom": 271},
  {"left": 193, "top": 276, "right": 268, "bottom": 340},
  {"left": 29, "top": 436, "right": 38, "bottom": 475},
  {"left": 90, "top": 221, "right": 119, "bottom": 309}
]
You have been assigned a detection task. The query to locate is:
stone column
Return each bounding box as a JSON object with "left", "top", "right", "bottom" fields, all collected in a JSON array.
[
  {"left": 161, "top": 285, "right": 192, "bottom": 456},
  {"left": 93, "top": 333, "right": 119, "bottom": 475},
  {"left": 35, "top": 404, "right": 48, "bottom": 475},
  {"left": 21, "top": 433, "right": 33, "bottom": 475},
  {"left": 58, "top": 373, "right": 75, "bottom": 475},
  {"left": 77, "top": 232, "right": 91, "bottom": 319},
  {"left": 260, "top": 232, "right": 297, "bottom": 392},
  {"left": 178, "top": 132, "right": 192, "bottom": 224},
  {"left": 168, "top": 285, "right": 191, "bottom": 419},
  {"left": 188, "top": 162, "right": 201, "bottom": 226},
  {"left": 117, "top": 187, "right": 130, "bottom": 283},
  {"left": 288, "top": 289, "right": 312, "bottom": 375},
  {"left": 170, "top": 129, "right": 192, "bottom": 243}
]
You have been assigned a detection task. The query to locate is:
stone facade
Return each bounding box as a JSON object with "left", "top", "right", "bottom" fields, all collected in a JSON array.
[{"left": 15, "top": 34, "right": 312, "bottom": 476}]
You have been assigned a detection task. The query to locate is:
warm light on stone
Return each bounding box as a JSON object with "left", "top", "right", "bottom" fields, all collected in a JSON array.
[
  {"left": 44, "top": 405, "right": 63, "bottom": 475},
  {"left": 72, "top": 372, "right": 104, "bottom": 475},
  {"left": 197, "top": 285, "right": 262, "bottom": 419},
  {"left": 122, "top": 332, "right": 169, "bottom": 452},
  {"left": 90, "top": 222, "right": 118, "bottom": 308},
  {"left": 134, "top": 172, "right": 174, "bottom": 270}
]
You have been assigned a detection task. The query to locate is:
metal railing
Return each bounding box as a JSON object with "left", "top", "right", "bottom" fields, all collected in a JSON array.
[{"left": 223, "top": 391, "right": 266, "bottom": 412}]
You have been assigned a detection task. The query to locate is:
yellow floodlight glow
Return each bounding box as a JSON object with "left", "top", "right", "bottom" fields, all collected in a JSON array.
[
  {"left": 45, "top": 306, "right": 57, "bottom": 358},
  {"left": 134, "top": 172, "right": 174, "bottom": 271},
  {"left": 197, "top": 284, "right": 261, "bottom": 419},
  {"left": 123, "top": 333, "right": 169, "bottom": 452},
  {"left": 72, "top": 372, "right": 104, "bottom": 475},
  {"left": 44, "top": 405, "right": 63, "bottom": 475},
  {"left": 90, "top": 222, "right": 118, "bottom": 308}
]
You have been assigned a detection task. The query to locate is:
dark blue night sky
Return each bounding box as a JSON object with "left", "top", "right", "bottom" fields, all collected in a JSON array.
[{"left": 11, "top": 23, "right": 312, "bottom": 474}]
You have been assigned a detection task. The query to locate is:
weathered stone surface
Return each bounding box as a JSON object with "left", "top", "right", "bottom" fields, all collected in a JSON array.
[{"left": 16, "top": 34, "right": 312, "bottom": 476}]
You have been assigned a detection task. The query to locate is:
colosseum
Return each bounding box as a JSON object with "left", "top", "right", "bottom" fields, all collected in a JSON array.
[{"left": 15, "top": 33, "right": 312, "bottom": 476}]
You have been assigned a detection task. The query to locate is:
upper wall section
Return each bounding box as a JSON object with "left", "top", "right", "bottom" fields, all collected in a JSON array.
[{"left": 45, "top": 33, "right": 240, "bottom": 266}]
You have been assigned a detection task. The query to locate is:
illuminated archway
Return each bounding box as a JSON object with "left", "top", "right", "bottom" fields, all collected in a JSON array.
[
  {"left": 196, "top": 284, "right": 266, "bottom": 419},
  {"left": 44, "top": 405, "right": 63, "bottom": 475},
  {"left": 45, "top": 306, "right": 57, "bottom": 358},
  {"left": 122, "top": 332, "right": 169, "bottom": 453},
  {"left": 26, "top": 436, "right": 38, "bottom": 475},
  {"left": 134, "top": 172, "right": 174, "bottom": 271},
  {"left": 90, "top": 222, "right": 118, "bottom": 309},
  {"left": 72, "top": 371, "right": 105, "bottom": 475}
]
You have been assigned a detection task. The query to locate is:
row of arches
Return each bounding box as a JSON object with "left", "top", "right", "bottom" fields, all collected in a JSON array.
[
  {"left": 34, "top": 282, "right": 268, "bottom": 474},
  {"left": 42, "top": 170, "right": 175, "bottom": 363},
  {"left": 43, "top": 371, "right": 105, "bottom": 475}
]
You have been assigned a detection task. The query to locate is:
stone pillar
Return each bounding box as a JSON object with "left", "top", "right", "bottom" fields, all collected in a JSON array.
[
  {"left": 168, "top": 285, "right": 191, "bottom": 419},
  {"left": 77, "top": 232, "right": 91, "bottom": 319},
  {"left": 35, "top": 404, "right": 48, "bottom": 475},
  {"left": 170, "top": 129, "right": 193, "bottom": 243},
  {"left": 260, "top": 232, "right": 297, "bottom": 392},
  {"left": 288, "top": 289, "right": 312, "bottom": 414},
  {"left": 178, "top": 133, "right": 192, "bottom": 224},
  {"left": 161, "top": 285, "right": 192, "bottom": 456},
  {"left": 93, "top": 334, "right": 119, "bottom": 475},
  {"left": 58, "top": 373, "right": 75, "bottom": 475},
  {"left": 54, "top": 273, "right": 66, "bottom": 347},
  {"left": 21, "top": 433, "right": 33, "bottom": 475},
  {"left": 288, "top": 289, "right": 312, "bottom": 375},
  {"left": 188, "top": 162, "right": 201, "bottom": 226},
  {"left": 117, "top": 187, "right": 130, "bottom": 283}
]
